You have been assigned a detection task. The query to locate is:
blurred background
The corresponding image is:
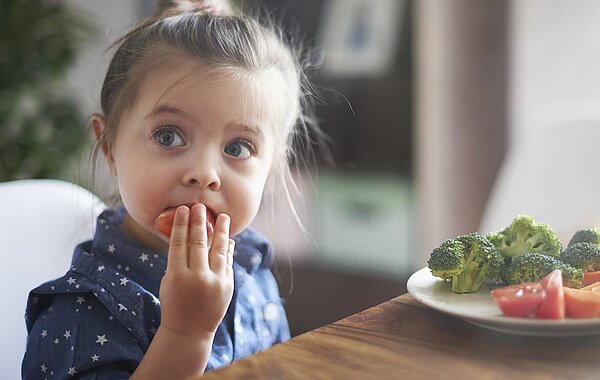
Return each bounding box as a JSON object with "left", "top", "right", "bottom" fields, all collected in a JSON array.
[{"left": 3, "top": 0, "right": 600, "bottom": 337}]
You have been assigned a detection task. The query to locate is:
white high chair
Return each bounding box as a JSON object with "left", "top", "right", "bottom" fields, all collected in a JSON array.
[
  {"left": 479, "top": 120, "right": 600, "bottom": 244},
  {"left": 0, "top": 179, "right": 106, "bottom": 379}
]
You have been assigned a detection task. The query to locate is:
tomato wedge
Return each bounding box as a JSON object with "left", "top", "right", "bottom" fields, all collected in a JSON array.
[
  {"left": 583, "top": 271, "right": 600, "bottom": 286},
  {"left": 155, "top": 209, "right": 176, "bottom": 238},
  {"left": 154, "top": 206, "right": 216, "bottom": 239},
  {"left": 535, "top": 269, "right": 565, "bottom": 320},
  {"left": 491, "top": 282, "right": 546, "bottom": 317},
  {"left": 564, "top": 287, "right": 600, "bottom": 319}
]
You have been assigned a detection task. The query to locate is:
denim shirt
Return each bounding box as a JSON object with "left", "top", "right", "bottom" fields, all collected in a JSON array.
[{"left": 22, "top": 208, "right": 290, "bottom": 379}]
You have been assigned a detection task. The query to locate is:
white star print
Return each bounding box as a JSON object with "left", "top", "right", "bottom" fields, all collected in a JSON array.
[
  {"left": 68, "top": 367, "right": 76, "bottom": 376},
  {"left": 76, "top": 296, "right": 85, "bottom": 304},
  {"left": 91, "top": 354, "right": 100, "bottom": 362},
  {"left": 54, "top": 338, "right": 59, "bottom": 344},
  {"left": 120, "top": 277, "right": 130, "bottom": 286},
  {"left": 152, "top": 298, "right": 160, "bottom": 306},
  {"left": 109, "top": 315, "right": 114, "bottom": 320},
  {"left": 32, "top": 296, "right": 39, "bottom": 304},
  {"left": 40, "top": 364, "right": 47, "bottom": 373},
  {"left": 96, "top": 335, "right": 108, "bottom": 345},
  {"left": 63, "top": 330, "right": 71, "bottom": 339},
  {"left": 97, "top": 265, "right": 105, "bottom": 272},
  {"left": 67, "top": 277, "right": 76, "bottom": 285},
  {"left": 75, "top": 284, "right": 80, "bottom": 289},
  {"left": 41, "top": 330, "right": 47, "bottom": 338},
  {"left": 118, "top": 303, "right": 128, "bottom": 312},
  {"left": 108, "top": 244, "right": 116, "bottom": 253},
  {"left": 140, "top": 253, "right": 149, "bottom": 262}
]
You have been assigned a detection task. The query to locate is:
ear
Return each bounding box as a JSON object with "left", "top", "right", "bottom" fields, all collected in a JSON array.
[{"left": 90, "top": 113, "right": 117, "bottom": 175}]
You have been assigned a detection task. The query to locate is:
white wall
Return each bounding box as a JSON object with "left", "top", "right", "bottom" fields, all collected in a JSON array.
[
  {"left": 510, "top": 0, "right": 600, "bottom": 143},
  {"left": 64, "top": 1, "right": 147, "bottom": 116}
]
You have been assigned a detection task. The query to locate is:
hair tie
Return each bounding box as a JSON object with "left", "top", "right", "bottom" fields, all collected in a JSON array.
[{"left": 157, "top": 0, "right": 232, "bottom": 17}]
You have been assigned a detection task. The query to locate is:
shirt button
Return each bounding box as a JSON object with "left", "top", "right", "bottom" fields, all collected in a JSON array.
[
  {"left": 263, "top": 303, "right": 279, "bottom": 322},
  {"left": 251, "top": 254, "right": 261, "bottom": 266}
]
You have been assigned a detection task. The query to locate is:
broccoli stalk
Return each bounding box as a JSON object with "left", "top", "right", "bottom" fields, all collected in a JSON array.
[
  {"left": 428, "top": 233, "right": 503, "bottom": 294},
  {"left": 486, "top": 215, "right": 562, "bottom": 261},
  {"left": 451, "top": 247, "right": 493, "bottom": 293}
]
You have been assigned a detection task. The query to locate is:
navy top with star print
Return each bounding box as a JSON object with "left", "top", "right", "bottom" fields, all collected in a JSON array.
[{"left": 22, "top": 207, "right": 290, "bottom": 379}]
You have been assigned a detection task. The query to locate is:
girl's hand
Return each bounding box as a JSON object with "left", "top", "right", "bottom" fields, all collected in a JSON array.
[{"left": 158, "top": 204, "right": 235, "bottom": 338}]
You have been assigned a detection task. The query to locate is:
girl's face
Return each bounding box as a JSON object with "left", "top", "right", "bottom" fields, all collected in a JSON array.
[{"left": 95, "top": 59, "right": 278, "bottom": 252}]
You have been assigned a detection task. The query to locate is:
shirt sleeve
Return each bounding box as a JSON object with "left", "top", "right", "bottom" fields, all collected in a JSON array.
[{"left": 22, "top": 292, "right": 143, "bottom": 379}]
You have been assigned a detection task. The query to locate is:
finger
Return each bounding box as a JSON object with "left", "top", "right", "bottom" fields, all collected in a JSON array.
[
  {"left": 166, "top": 206, "right": 190, "bottom": 272},
  {"left": 226, "top": 239, "right": 235, "bottom": 272},
  {"left": 188, "top": 203, "right": 209, "bottom": 271},
  {"left": 209, "top": 213, "right": 230, "bottom": 274}
]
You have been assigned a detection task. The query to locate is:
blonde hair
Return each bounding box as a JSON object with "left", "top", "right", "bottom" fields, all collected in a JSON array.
[{"left": 92, "top": 0, "right": 324, "bottom": 231}]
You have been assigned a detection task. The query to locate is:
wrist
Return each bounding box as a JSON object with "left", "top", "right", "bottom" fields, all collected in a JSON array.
[{"left": 157, "top": 323, "right": 216, "bottom": 343}]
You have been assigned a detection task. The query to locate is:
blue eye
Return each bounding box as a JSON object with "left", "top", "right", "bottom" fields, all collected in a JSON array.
[
  {"left": 224, "top": 140, "right": 254, "bottom": 159},
  {"left": 153, "top": 126, "right": 185, "bottom": 147}
]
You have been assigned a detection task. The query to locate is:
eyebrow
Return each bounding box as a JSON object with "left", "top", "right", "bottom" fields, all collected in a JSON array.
[
  {"left": 147, "top": 104, "right": 264, "bottom": 140},
  {"left": 235, "top": 123, "right": 263, "bottom": 141},
  {"left": 145, "top": 105, "right": 191, "bottom": 120}
]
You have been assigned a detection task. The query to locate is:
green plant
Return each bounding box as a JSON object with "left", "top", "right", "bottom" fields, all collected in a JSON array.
[{"left": 0, "top": 0, "right": 93, "bottom": 181}]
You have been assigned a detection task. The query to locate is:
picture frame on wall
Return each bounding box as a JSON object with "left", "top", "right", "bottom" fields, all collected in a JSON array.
[{"left": 319, "top": 0, "right": 405, "bottom": 78}]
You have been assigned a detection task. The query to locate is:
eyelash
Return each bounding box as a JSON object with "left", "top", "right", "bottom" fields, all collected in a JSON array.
[
  {"left": 151, "top": 125, "right": 185, "bottom": 148},
  {"left": 226, "top": 139, "right": 257, "bottom": 159},
  {"left": 151, "top": 125, "right": 257, "bottom": 157}
]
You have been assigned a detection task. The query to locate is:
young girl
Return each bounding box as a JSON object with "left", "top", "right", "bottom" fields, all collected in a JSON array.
[{"left": 22, "top": 0, "right": 321, "bottom": 378}]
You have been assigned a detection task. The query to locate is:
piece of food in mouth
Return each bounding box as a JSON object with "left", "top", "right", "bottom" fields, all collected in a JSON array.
[
  {"left": 155, "top": 209, "right": 177, "bottom": 237},
  {"left": 154, "top": 207, "right": 215, "bottom": 238}
]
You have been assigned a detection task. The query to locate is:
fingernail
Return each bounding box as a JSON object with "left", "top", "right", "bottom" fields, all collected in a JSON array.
[
  {"left": 178, "top": 206, "right": 189, "bottom": 216},
  {"left": 221, "top": 214, "right": 230, "bottom": 227}
]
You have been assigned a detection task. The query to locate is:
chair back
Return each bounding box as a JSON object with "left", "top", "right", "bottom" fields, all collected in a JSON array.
[{"left": 0, "top": 179, "right": 106, "bottom": 378}]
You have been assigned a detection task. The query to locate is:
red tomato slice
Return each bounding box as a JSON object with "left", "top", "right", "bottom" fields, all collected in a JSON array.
[
  {"left": 154, "top": 207, "right": 216, "bottom": 239},
  {"left": 491, "top": 282, "right": 546, "bottom": 317},
  {"left": 535, "top": 269, "right": 565, "bottom": 320},
  {"left": 583, "top": 271, "right": 600, "bottom": 286},
  {"left": 155, "top": 209, "right": 176, "bottom": 238},
  {"left": 564, "top": 287, "right": 600, "bottom": 319}
]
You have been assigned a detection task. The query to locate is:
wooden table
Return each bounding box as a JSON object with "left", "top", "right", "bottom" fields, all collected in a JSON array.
[{"left": 204, "top": 294, "right": 600, "bottom": 379}]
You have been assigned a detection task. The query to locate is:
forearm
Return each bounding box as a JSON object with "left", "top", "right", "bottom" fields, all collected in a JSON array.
[{"left": 130, "top": 325, "right": 215, "bottom": 379}]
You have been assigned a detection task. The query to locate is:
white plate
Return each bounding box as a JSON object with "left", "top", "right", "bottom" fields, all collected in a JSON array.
[{"left": 407, "top": 267, "right": 600, "bottom": 337}]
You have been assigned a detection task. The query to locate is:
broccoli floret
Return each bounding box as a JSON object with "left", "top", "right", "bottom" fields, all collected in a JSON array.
[
  {"left": 560, "top": 242, "right": 600, "bottom": 272},
  {"left": 428, "top": 233, "right": 504, "bottom": 294},
  {"left": 486, "top": 215, "right": 562, "bottom": 261},
  {"left": 567, "top": 228, "right": 600, "bottom": 247},
  {"left": 504, "top": 252, "right": 583, "bottom": 288}
]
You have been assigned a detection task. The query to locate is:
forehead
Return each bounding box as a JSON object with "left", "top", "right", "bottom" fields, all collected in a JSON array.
[{"left": 133, "top": 56, "right": 290, "bottom": 136}]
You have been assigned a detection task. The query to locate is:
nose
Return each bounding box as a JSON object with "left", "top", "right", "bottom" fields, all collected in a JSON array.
[{"left": 183, "top": 152, "right": 221, "bottom": 190}]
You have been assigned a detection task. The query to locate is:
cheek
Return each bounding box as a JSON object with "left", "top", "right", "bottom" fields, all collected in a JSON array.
[
  {"left": 228, "top": 173, "right": 269, "bottom": 235},
  {"left": 115, "top": 159, "right": 168, "bottom": 225}
]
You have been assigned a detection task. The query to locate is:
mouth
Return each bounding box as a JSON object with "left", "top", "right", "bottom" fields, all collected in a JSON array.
[{"left": 154, "top": 203, "right": 218, "bottom": 238}]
